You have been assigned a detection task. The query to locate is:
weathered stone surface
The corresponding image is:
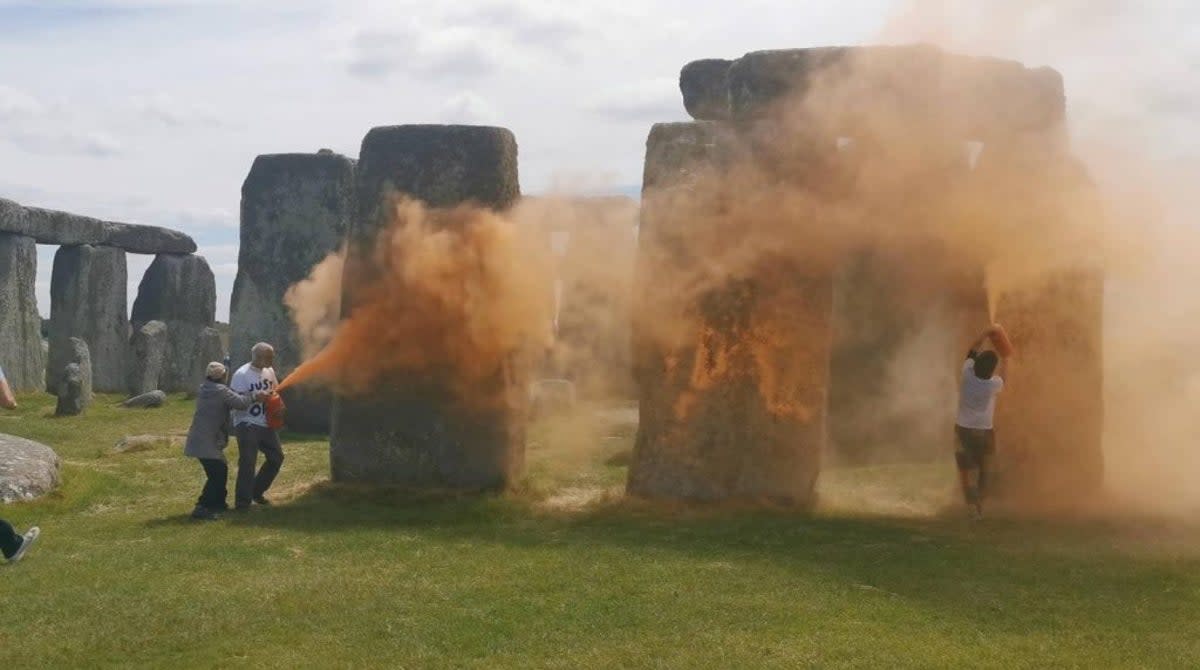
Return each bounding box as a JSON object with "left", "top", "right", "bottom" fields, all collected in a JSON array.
[
  {"left": 187, "top": 326, "right": 225, "bottom": 397},
  {"left": 56, "top": 363, "right": 87, "bottom": 416},
  {"left": 0, "top": 233, "right": 44, "bottom": 390},
  {"left": 993, "top": 269, "right": 1104, "bottom": 502},
  {"left": 331, "top": 124, "right": 524, "bottom": 489},
  {"left": 127, "top": 320, "right": 168, "bottom": 395},
  {"left": 349, "top": 126, "right": 519, "bottom": 261},
  {"left": 627, "top": 122, "right": 832, "bottom": 506},
  {"left": 47, "top": 245, "right": 127, "bottom": 393},
  {"left": 682, "top": 45, "right": 1065, "bottom": 139},
  {"left": 131, "top": 254, "right": 216, "bottom": 392},
  {"left": 54, "top": 338, "right": 92, "bottom": 416},
  {"left": 680, "top": 59, "right": 732, "bottom": 121},
  {"left": 828, "top": 249, "right": 989, "bottom": 465},
  {"left": 0, "top": 433, "right": 60, "bottom": 502},
  {"left": 0, "top": 197, "right": 196, "bottom": 254},
  {"left": 230, "top": 151, "right": 355, "bottom": 432},
  {"left": 121, "top": 390, "right": 167, "bottom": 408}
]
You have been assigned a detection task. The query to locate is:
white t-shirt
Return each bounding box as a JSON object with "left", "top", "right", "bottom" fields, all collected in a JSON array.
[
  {"left": 956, "top": 358, "right": 1003, "bottom": 430},
  {"left": 229, "top": 363, "right": 278, "bottom": 428}
]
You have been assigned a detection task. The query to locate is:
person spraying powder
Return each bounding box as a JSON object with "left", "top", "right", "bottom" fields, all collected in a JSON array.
[{"left": 955, "top": 324, "right": 1011, "bottom": 520}]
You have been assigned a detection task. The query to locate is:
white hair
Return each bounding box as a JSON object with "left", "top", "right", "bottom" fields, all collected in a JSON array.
[
  {"left": 205, "top": 361, "right": 226, "bottom": 381},
  {"left": 251, "top": 342, "right": 274, "bottom": 358}
]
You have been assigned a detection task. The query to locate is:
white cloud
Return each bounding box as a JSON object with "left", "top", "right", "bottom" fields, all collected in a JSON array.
[
  {"left": 0, "top": 84, "right": 43, "bottom": 120},
  {"left": 439, "top": 91, "right": 498, "bottom": 124}
]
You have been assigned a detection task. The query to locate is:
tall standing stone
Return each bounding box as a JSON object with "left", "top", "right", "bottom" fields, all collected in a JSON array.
[
  {"left": 230, "top": 151, "right": 355, "bottom": 432},
  {"left": 47, "top": 245, "right": 127, "bottom": 394},
  {"left": 130, "top": 254, "right": 216, "bottom": 392},
  {"left": 127, "top": 320, "right": 168, "bottom": 395},
  {"left": 330, "top": 124, "right": 523, "bottom": 489},
  {"left": 0, "top": 232, "right": 44, "bottom": 390},
  {"left": 993, "top": 270, "right": 1104, "bottom": 503},
  {"left": 627, "top": 122, "right": 834, "bottom": 505},
  {"left": 187, "top": 326, "right": 225, "bottom": 396}
]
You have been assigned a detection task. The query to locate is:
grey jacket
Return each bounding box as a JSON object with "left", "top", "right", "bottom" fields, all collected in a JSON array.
[{"left": 184, "top": 381, "right": 255, "bottom": 461}]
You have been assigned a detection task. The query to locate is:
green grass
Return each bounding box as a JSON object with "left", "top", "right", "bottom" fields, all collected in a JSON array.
[{"left": 1, "top": 393, "right": 1198, "bottom": 669}]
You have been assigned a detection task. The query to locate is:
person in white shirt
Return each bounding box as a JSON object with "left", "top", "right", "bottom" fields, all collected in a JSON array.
[
  {"left": 955, "top": 325, "right": 1009, "bottom": 520},
  {"left": 229, "top": 342, "right": 283, "bottom": 509}
]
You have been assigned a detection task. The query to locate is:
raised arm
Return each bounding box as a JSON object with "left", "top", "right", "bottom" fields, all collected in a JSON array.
[{"left": 966, "top": 326, "right": 993, "bottom": 360}]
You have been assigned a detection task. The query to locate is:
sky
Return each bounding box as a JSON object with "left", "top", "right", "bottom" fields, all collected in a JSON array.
[{"left": 0, "top": 0, "right": 1195, "bottom": 321}]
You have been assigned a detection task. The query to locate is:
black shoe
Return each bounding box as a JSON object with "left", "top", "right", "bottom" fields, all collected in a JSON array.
[
  {"left": 252, "top": 496, "right": 271, "bottom": 506},
  {"left": 191, "top": 505, "right": 220, "bottom": 521}
]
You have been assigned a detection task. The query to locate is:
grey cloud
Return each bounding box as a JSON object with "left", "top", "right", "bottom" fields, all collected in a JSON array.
[
  {"left": 0, "top": 85, "right": 44, "bottom": 121},
  {"left": 6, "top": 129, "right": 123, "bottom": 157},
  {"left": 347, "top": 27, "right": 497, "bottom": 80},
  {"left": 587, "top": 78, "right": 684, "bottom": 123},
  {"left": 449, "top": 2, "right": 583, "bottom": 50},
  {"left": 134, "top": 95, "right": 226, "bottom": 128}
]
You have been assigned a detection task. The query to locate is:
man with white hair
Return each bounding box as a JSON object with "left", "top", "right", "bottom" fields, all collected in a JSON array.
[{"left": 229, "top": 342, "right": 284, "bottom": 510}]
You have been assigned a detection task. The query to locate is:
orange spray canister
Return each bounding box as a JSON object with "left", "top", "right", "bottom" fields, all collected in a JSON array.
[{"left": 265, "top": 392, "right": 287, "bottom": 431}]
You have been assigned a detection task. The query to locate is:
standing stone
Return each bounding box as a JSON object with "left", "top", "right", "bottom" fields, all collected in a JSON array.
[
  {"left": 230, "top": 151, "right": 355, "bottom": 432},
  {"left": 130, "top": 254, "right": 216, "bottom": 392},
  {"left": 993, "top": 269, "right": 1104, "bottom": 503},
  {"left": 0, "top": 232, "right": 44, "bottom": 390},
  {"left": 127, "top": 320, "right": 168, "bottom": 396},
  {"left": 680, "top": 59, "right": 733, "bottom": 121},
  {"left": 330, "top": 124, "right": 523, "bottom": 489},
  {"left": 683, "top": 46, "right": 1065, "bottom": 140},
  {"left": 627, "top": 122, "right": 833, "bottom": 506},
  {"left": 47, "top": 245, "right": 127, "bottom": 394},
  {"left": 54, "top": 337, "right": 91, "bottom": 416},
  {"left": 187, "top": 326, "right": 225, "bottom": 396}
]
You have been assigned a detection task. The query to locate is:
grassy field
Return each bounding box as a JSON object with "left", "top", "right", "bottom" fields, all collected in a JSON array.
[{"left": 0, "top": 392, "right": 1198, "bottom": 669}]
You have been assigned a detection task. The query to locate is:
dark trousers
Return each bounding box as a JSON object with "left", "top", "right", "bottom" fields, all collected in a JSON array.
[
  {"left": 1, "top": 518, "right": 23, "bottom": 559},
  {"left": 197, "top": 459, "right": 229, "bottom": 510},
  {"left": 235, "top": 423, "right": 284, "bottom": 506},
  {"left": 955, "top": 425, "right": 996, "bottom": 501}
]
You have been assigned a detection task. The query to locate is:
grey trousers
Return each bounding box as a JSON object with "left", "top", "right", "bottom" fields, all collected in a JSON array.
[{"left": 234, "top": 423, "right": 284, "bottom": 506}]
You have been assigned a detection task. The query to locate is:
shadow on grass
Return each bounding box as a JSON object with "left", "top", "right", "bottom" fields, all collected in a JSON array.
[
  {"left": 218, "top": 480, "right": 1200, "bottom": 636},
  {"left": 145, "top": 514, "right": 206, "bottom": 528}
]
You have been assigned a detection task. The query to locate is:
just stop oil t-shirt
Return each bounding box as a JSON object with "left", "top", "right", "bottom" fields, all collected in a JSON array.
[
  {"left": 229, "top": 363, "right": 278, "bottom": 428},
  {"left": 956, "top": 357, "right": 1004, "bottom": 430}
]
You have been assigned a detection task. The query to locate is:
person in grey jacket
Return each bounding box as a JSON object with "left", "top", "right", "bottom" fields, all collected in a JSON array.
[{"left": 185, "top": 361, "right": 270, "bottom": 520}]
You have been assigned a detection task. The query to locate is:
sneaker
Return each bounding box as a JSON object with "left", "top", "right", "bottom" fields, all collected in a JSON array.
[
  {"left": 10, "top": 526, "right": 40, "bottom": 562},
  {"left": 252, "top": 496, "right": 271, "bottom": 506},
  {"left": 190, "top": 506, "right": 220, "bottom": 521}
]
